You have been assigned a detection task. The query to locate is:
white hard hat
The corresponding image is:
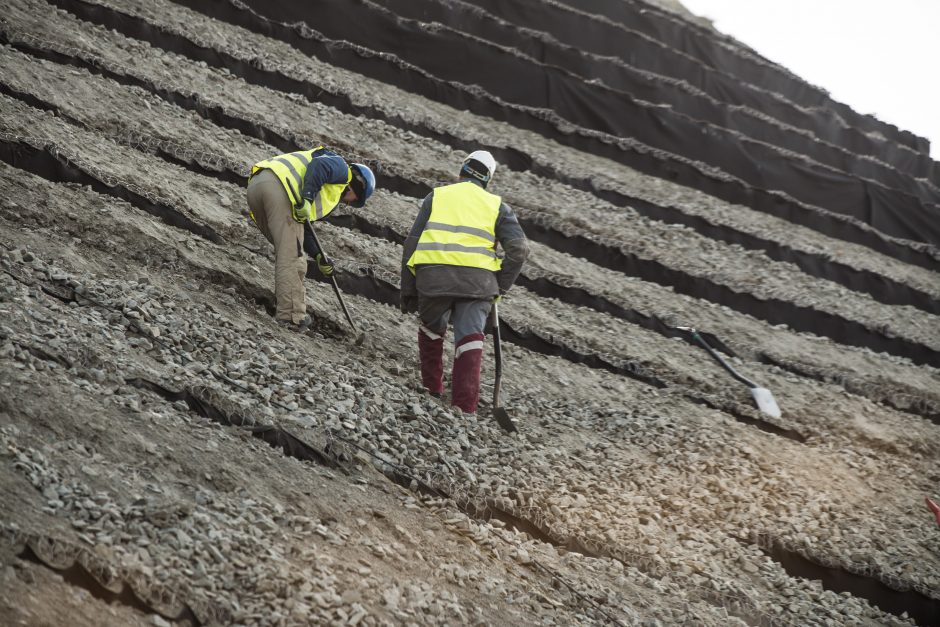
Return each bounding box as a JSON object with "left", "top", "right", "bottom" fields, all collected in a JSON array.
[{"left": 460, "top": 150, "right": 497, "bottom": 186}]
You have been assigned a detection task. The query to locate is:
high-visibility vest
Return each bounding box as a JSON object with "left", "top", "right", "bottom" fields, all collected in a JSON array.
[
  {"left": 250, "top": 146, "right": 351, "bottom": 222},
  {"left": 408, "top": 181, "right": 502, "bottom": 272}
]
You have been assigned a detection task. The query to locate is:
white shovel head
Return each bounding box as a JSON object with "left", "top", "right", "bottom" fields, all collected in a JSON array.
[{"left": 750, "top": 387, "right": 781, "bottom": 418}]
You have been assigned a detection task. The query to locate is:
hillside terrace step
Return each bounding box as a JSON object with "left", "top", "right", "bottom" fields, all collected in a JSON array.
[
  {"left": 0, "top": 46, "right": 932, "bottom": 372},
  {"left": 168, "top": 0, "right": 940, "bottom": 248},
  {"left": 22, "top": 0, "right": 940, "bottom": 271},
  {"left": 371, "top": 0, "right": 940, "bottom": 188},
  {"left": 549, "top": 0, "right": 931, "bottom": 153}
]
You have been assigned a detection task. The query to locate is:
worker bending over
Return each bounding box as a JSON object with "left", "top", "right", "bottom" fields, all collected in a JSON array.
[{"left": 247, "top": 146, "right": 375, "bottom": 330}]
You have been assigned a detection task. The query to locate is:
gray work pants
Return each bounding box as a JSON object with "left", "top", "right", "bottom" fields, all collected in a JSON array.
[
  {"left": 418, "top": 296, "right": 491, "bottom": 413},
  {"left": 247, "top": 169, "right": 308, "bottom": 324}
]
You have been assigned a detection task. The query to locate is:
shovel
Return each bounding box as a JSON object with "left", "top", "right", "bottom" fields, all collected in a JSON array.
[
  {"left": 307, "top": 225, "right": 365, "bottom": 346},
  {"left": 679, "top": 326, "right": 782, "bottom": 418},
  {"left": 491, "top": 300, "right": 517, "bottom": 433}
]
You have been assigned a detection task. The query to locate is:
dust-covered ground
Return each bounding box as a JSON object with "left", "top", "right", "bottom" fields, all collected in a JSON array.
[{"left": 1, "top": 0, "right": 939, "bottom": 626}]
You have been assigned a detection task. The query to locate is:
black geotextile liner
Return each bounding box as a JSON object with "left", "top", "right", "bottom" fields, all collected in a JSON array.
[
  {"left": 17, "top": 539, "right": 205, "bottom": 625},
  {"left": 5, "top": 30, "right": 938, "bottom": 319},
  {"left": 761, "top": 540, "right": 940, "bottom": 627},
  {"left": 372, "top": 0, "right": 939, "bottom": 185},
  {"left": 127, "top": 378, "right": 340, "bottom": 469},
  {"left": 325, "top": 181, "right": 940, "bottom": 370},
  {"left": 53, "top": 0, "right": 939, "bottom": 271},
  {"left": 6, "top": 48, "right": 937, "bottom": 370},
  {"left": 225, "top": 0, "right": 940, "bottom": 249},
  {"left": 0, "top": 138, "right": 224, "bottom": 245},
  {"left": 549, "top": 0, "right": 931, "bottom": 156}
]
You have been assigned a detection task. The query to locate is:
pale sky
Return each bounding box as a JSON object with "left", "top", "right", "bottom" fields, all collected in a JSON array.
[{"left": 679, "top": 0, "right": 940, "bottom": 160}]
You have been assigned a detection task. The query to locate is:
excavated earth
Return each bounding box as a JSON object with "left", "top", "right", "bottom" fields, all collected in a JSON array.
[{"left": 1, "top": 0, "right": 939, "bottom": 626}]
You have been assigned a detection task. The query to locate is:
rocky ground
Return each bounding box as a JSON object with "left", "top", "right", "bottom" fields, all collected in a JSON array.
[{"left": 1, "top": 0, "right": 939, "bottom": 625}]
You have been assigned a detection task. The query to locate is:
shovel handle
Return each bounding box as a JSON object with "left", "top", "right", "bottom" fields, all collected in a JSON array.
[
  {"left": 490, "top": 301, "right": 517, "bottom": 432},
  {"left": 328, "top": 276, "right": 358, "bottom": 333},
  {"left": 307, "top": 223, "right": 358, "bottom": 333},
  {"left": 492, "top": 300, "right": 503, "bottom": 407},
  {"left": 691, "top": 331, "right": 758, "bottom": 389}
]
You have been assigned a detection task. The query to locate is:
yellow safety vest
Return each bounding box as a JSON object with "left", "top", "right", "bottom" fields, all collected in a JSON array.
[
  {"left": 249, "top": 146, "right": 351, "bottom": 222},
  {"left": 408, "top": 181, "right": 502, "bottom": 272}
]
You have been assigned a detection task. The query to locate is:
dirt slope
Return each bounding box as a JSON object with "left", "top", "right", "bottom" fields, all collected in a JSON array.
[{"left": 1, "top": 0, "right": 938, "bottom": 625}]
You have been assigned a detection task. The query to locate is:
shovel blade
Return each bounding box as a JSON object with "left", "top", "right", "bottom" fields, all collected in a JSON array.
[
  {"left": 751, "top": 387, "right": 781, "bottom": 418},
  {"left": 492, "top": 407, "right": 517, "bottom": 433}
]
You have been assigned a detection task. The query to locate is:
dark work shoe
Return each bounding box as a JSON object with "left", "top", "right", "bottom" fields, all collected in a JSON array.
[{"left": 277, "top": 315, "right": 313, "bottom": 333}]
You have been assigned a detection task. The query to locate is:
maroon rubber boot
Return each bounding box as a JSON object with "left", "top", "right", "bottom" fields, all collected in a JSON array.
[
  {"left": 928, "top": 497, "right": 940, "bottom": 527},
  {"left": 451, "top": 333, "right": 485, "bottom": 414},
  {"left": 418, "top": 326, "right": 445, "bottom": 395}
]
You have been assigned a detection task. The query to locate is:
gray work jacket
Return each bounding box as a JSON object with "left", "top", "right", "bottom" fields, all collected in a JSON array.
[{"left": 401, "top": 179, "right": 529, "bottom": 300}]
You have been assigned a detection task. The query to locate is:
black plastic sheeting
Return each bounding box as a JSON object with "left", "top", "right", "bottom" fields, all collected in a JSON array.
[
  {"left": 353, "top": 171, "right": 940, "bottom": 369},
  {"left": 226, "top": 0, "right": 940, "bottom": 249},
  {"left": 332, "top": 264, "right": 811, "bottom": 439},
  {"left": 53, "top": 0, "right": 939, "bottom": 271},
  {"left": 7, "top": 26, "right": 938, "bottom": 318},
  {"left": 0, "top": 138, "right": 224, "bottom": 245},
  {"left": 550, "top": 0, "right": 932, "bottom": 156},
  {"left": 373, "top": 0, "right": 940, "bottom": 186},
  {"left": 761, "top": 539, "right": 940, "bottom": 627},
  {"left": 9, "top": 20, "right": 935, "bottom": 358},
  {"left": 127, "top": 378, "right": 341, "bottom": 469},
  {"left": 17, "top": 541, "right": 205, "bottom": 625}
]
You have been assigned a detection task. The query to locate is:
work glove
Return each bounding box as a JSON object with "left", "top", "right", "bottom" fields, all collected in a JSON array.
[
  {"left": 400, "top": 293, "right": 418, "bottom": 314},
  {"left": 291, "top": 199, "right": 315, "bottom": 223},
  {"left": 315, "top": 253, "right": 335, "bottom": 277}
]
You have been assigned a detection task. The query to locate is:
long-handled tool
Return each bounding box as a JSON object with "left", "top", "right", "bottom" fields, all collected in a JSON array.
[
  {"left": 307, "top": 224, "right": 365, "bottom": 345},
  {"left": 491, "top": 300, "right": 517, "bottom": 433},
  {"left": 678, "top": 326, "right": 782, "bottom": 418}
]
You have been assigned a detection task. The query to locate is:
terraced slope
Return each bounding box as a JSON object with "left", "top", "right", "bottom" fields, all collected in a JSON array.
[
  {"left": 371, "top": 0, "right": 940, "bottom": 201},
  {"left": 158, "top": 0, "right": 940, "bottom": 249},
  {"left": 1, "top": 0, "right": 938, "bottom": 625}
]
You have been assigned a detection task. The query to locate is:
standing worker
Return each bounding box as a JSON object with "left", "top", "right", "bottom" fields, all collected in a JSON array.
[
  {"left": 247, "top": 146, "right": 375, "bottom": 330},
  {"left": 400, "top": 151, "right": 528, "bottom": 414}
]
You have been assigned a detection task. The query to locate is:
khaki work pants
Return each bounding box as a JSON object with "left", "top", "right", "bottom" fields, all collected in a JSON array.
[{"left": 247, "top": 169, "right": 308, "bottom": 324}]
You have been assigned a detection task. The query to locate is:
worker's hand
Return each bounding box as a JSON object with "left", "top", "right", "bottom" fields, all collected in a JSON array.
[
  {"left": 291, "top": 200, "right": 314, "bottom": 223},
  {"left": 400, "top": 294, "right": 418, "bottom": 314},
  {"left": 315, "top": 253, "right": 335, "bottom": 277}
]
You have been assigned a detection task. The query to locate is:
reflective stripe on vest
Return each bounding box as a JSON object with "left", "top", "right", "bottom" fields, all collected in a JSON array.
[
  {"left": 408, "top": 182, "right": 502, "bottom": 272},
  {"left": 250, "top": 146, "right": 351, "bottom": 220}
]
